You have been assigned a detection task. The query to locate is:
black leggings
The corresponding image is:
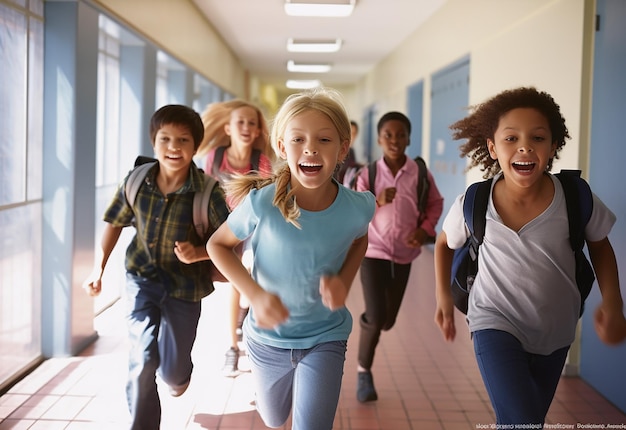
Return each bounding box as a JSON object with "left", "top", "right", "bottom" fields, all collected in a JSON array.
[{"left": 358, "top": 257, "right": 411, "bottom": 370}]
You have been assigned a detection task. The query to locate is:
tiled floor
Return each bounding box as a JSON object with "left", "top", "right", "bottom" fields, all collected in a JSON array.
[{"left": 1, "top": 249, "right": 625, "bottom": 429}]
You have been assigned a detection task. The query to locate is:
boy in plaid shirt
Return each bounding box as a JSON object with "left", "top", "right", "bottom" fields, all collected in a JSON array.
[{"left": 83, "top": 105, "right": 229, "bottom": 429}]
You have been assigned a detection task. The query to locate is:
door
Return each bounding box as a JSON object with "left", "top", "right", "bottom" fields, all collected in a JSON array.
[
  {"left": 429, "top": 57, "right": 470, "bottom": 231},
  {"left": 580, "top": 0, "right": 626, "bottom": 413}
]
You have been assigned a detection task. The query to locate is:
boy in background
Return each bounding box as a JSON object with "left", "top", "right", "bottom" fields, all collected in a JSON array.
[{"left": 354, "top": 111, "right": 443, "bottom": 402}]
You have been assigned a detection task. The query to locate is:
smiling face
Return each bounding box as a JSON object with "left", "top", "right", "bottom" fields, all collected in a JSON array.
[
  {"left": 153, "top": 123, "right": 197, "bottom": 174},
  {"left": 225, "top": 106, "right": 261, "bottom": 149},
  {"left": 277, "top": 109, "right": 349, "bottom": 190},
  {"left": 487, "top": 107, "right": 557, "bottom": 187}
]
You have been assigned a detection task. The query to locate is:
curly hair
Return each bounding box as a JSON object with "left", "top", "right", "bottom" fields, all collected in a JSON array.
[
  {"left": 223, "top": 87, "right": 351, "bottom": 228},
  {"left": 196, "top": 99, "right": 271, "bottom": 159},
  {"left": 450, "top": 87, "right": 570, "bottom": 178}
]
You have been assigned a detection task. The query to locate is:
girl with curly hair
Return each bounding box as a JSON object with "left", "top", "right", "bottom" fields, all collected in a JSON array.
[{"left": 434, "top": 87, "right": 626, "bottom": 426}]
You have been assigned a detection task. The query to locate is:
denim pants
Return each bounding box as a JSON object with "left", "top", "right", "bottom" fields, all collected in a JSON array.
[
  {"left": 125, "top": 273, "right": 201, "bottom": 430},
  {"left": 473, "top": 329, "right": 569, "bottom": 426},
  {"left": 358, "top": 257, "right": 411, "bottom": 369},
  {"left": 245, "top": 337, "right": 347, "bottom": 430}
]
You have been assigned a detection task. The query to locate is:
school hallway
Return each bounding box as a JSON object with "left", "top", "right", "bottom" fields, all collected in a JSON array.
[{"left": 1, "top": 249, "right": 624, "bottom": 430}]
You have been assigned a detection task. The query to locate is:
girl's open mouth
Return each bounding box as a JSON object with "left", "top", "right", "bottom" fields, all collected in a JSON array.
[
  {"left": 300, "top": 162, "right": 323, "bottom": 174},
  {"left": 512, "top": 161, "right": 535, "bottom": 172}
]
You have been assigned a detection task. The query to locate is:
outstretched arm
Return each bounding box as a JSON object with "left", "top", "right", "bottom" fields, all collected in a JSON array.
[
  {"left": 434, "top": 231, "right": 457, "bottom": 341},
  {"left": 83, "top": 223, "right": 123, "bottom": 296},
  {"left": 207, "top": 223, "right": 289, "bottom": 329},
  {"left": 587, "top": 237, "right": 626, "bottom": 345}
]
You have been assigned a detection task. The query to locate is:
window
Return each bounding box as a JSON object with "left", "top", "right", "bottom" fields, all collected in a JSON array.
[{"left": 0, "top": 0, "right": 44, "bottom": 390}]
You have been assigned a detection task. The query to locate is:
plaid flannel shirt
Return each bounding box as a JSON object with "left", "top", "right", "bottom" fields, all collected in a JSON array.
[{"left": 103, "top": 162, "right": 229, "bottom": 301}]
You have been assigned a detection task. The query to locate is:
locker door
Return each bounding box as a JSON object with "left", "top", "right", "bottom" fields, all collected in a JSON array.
[
  {"left": 407, "top": 80, "right": 424, "bottom": 160},
  {"left": 429, "top": 57, "right": 470, "bottom": 230}
]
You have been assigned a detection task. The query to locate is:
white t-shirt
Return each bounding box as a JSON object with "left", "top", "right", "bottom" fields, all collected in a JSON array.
[{"left": 443, "top": 172, "right": 616, "bottom": 354}]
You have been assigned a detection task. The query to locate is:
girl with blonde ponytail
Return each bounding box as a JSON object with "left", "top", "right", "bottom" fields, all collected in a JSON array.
[
  {"left": 207, "top": 87, "right": 376, "bottom": 430},
  {"left": 198, "top": 99, "right": 273, "bottom": 377}
]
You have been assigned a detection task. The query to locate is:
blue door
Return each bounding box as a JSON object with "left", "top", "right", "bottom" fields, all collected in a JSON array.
[
  {"left": 581, "top": 0, "right": 626, "bottom": 413},
  {"left": 407, "top": 80, "right": 424, "bottom": 160},
  {"left": 429, "top": 57, "right": 470, "bottom": 230}
]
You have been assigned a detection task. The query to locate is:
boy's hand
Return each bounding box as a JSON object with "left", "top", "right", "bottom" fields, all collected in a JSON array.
[
  {"left": 376, "top": 187, "right": 396, "bottom": 206},
  {"left": 251, "top": 290, "right": 289, "bottom": 329},
  {"left": 319, "top": 275, "right": 348, "bottom": 310},
  {"left": 83, "top": 274, "right": 102, "bottom": 297},
  {"left": 406, "top": 228, "right": 428, "bottom": 248},
  {"left": 174, "top": 241, "right": 199, "bottom": 264},
  {"left": 594, "top": 302, "right": 626, "bottom": 345}
]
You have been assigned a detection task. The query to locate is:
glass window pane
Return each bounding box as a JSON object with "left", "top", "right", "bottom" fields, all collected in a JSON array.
[
  {"left": 29, "top": 0, "right": 43, "bottom": 16},
  {"left": 0, "top": 4, "right": 27, "bottom": 205},
  {"left": 27, "top": 16, "right": 43, "bottom": 201},
  {"left": 0, "top": 204, "right": 42, "bottom": 385}
]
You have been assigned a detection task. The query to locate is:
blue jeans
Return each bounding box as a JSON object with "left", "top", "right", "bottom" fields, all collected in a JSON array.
[
  {"left": 245, "top": 337, "right": 347, "bottom": 430},
  {"left": 125, "top": 273, "right": 201, "bottom": 430},
  {"left": 473, "top": 329, "right": 569, "bottom": 426}
]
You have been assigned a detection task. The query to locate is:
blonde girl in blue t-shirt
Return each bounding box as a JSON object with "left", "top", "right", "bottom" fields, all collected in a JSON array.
[{"left": 207, "top": 87, "right": 375, "bottom": 430}]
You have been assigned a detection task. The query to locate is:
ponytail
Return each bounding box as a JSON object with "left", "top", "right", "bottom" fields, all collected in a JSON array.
[{"left": 221, "top": 162, "right": 302, "bottom": 229}]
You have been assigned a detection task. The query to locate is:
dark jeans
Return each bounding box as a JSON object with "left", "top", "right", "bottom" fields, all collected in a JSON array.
[
  {"left": 473, "top": 329, "right": 569, "bottom": 426},
  {"left": 358, "top": 257, "right": 411, "bottom": 370},
  {"left": 125, "top": 273, "right": 201, "bottom": 430}
]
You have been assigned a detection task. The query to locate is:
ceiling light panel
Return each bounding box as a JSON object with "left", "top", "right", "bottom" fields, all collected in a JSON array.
[
  {"left": 284, "top": 0, "right": 355, "bottom": 17},
  {"left": 287, "top": 38, "right": 342, "bottom": 53},
  {"left": 287, "top": 61, "right": 331, "bottom": 73},
  {"left": 286, "top": 79, "right": 322, "bottom": 89}
]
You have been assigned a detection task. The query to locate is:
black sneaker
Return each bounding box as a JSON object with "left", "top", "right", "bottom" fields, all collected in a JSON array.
[
  {"left": 357, "top": 371, "right": 378, "bottom": 402},
  {"left": 222, "top": 347, "right": 239, "bottom": 377}
]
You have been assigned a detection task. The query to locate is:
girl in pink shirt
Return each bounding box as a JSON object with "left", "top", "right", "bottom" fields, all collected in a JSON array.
[{"left": 198, "top": 100, "right": 274, "bottom": 376}]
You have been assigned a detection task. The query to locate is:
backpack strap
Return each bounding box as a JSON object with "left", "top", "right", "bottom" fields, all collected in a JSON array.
[
  {"left": 555, "top": 170, "right": 595, "bottom": 315},
  {"left": 250, "top": 149, "right": 261, "bottom": 171},
  {"left": 414, "top": 156, "right": 430, "bottom": 215},
  {"left": 212, "top": 146, "right": 227, "bottom": 178},
  {"left": 125, "top": 162, "right": 155, "bottom": 208},
  {"left": 368, "top": 161, "right": 377, "bottom": 196},
  {"left": 192, "top": 174, "right": 219, "bottom": 239},
  {"left": 463, "top": 179, "right": 492, "bottom": 261},
  {"left": 556, "top": 170, "right": 593, "bottom": 251}
]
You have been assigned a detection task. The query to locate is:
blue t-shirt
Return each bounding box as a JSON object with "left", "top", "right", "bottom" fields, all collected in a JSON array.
[{"left": 227, "top": 183, "right": 375, "bottom": 349}]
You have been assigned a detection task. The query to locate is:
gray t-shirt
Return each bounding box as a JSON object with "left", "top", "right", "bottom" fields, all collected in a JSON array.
[{"left": 443, "top": 173, "right": 616, "bottom": 354}]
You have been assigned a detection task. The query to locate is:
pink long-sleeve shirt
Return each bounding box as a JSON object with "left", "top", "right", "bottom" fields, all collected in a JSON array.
[{"left": 356, "top": 157, "right": 443, "bottom": 264}]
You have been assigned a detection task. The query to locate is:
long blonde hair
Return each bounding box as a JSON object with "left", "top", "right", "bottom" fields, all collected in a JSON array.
[
  {"left": 196, "top": 99, "right": 271, "bottom": 159},
  {"left": 222, "top": 87, "right": 351, "bottom": 228}
]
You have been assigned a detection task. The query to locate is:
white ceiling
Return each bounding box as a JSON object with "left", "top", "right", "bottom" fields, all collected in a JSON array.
[{"left": 191, "top": 0, "right": 447, "bottom": 91}]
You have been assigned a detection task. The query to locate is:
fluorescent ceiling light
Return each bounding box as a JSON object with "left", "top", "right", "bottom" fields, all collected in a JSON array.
[
  {"left": 287, "top": 38, "right": 342, "bottom": 53},
  {"left": 287, "top": 61, "right": 331, "bottom": 73},
  {"left": 284, "top": 0, "right": 355, "bottom": 17},
  {"left": 286, "top": 79, "right": 322, "bottom": 89}
]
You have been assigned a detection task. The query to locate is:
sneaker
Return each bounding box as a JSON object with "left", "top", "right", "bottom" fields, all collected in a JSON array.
[
  {"left": 357, "top": 371, "right": 378, "bottom": 402},
  {"left": 222, "top": 347, "right": 239, "bottom": 377},
  {"left": 169, "top": 377, "right": 190, "bottom": 397}
]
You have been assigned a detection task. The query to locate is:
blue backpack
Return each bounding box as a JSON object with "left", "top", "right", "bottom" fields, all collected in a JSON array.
[{"left": 450, "top": 170, "right": 595, "bottom": 316}]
